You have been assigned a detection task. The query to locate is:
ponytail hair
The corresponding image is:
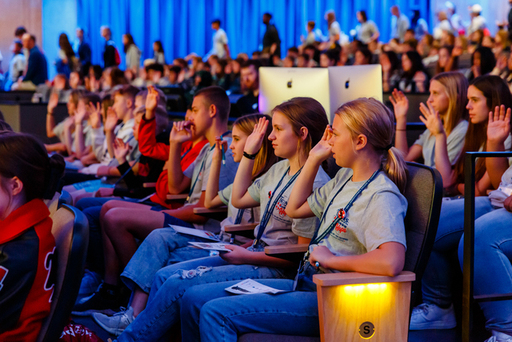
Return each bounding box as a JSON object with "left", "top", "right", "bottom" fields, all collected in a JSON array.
[
  {"left": 0, "top": 132, "right": 65, "bottom": 201},
  {"left": 232, "top": 114, "right": 278, "bottom": 179},
  {"left": 335, "top": 98, "right": 408, "bottom": 193}
]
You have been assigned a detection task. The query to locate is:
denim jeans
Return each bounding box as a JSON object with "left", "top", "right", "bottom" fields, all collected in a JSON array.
[
  {"left": 116, "top": 256, "right": 295, "bottom": 342},
  {"left": 458, "top": 208, "right": 512, "bottom": 334},
  {"left": 121, "top": 228, "right": 213, "bottom": 293},
  {"left": 180, "top": 279, "right": 319, "bottom": 342},
  {"left": 421, "top": 196, "right": 494, "bottom": 307}
]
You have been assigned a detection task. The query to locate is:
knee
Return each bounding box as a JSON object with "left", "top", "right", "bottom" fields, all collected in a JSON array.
[
  {"left": 102, "top": 208, "right": 126, "bottom": 234},
  {"left": 100, "top": 200, "right": 124, "bottom": 219},
  {"left": 199, "top": 300, "right": 224, "bottom": 329}
]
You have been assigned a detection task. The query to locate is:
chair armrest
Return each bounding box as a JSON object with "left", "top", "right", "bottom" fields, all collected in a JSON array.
[
  {"left": 166, "top": 194, "right": 189, "bottom": 200},
  {"left": 193, "top": 206, "right": 228, "bottom": 214},
  {"left": 313, "top": 270, "right": 415, "bottom": 287},
  {"left": 143, "top": 182, "right": 157, "bottom": 188},
  {"left": 264, "top": 243, "right": 309, "bottom": 263},
  {"left": 224, "top": 223, "right": 258, "bottom": 233}
]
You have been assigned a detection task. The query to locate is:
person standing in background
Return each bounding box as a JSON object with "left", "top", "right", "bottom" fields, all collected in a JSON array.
[
  {"left": 467, "top": 4, "right": 486, "bottom": 37},
  {"left": 153, "top": 40, "right": 165, "bottom": 65},
  {"left": 75, "top": 28, "right": 91, "bottom": 73},
  {"left": 4, "top": 39, "right": 25, "bottom": 91},
  {"left": 123, "top": 33, "right": 141, "bottom": 76},
  {"left": 205, "top": 19, "right": 230, "bottom": 60},
  {"left": 262, "top": 13, "right": 281, "bottom": 57},
  {"left": 101, "top": 26, "right": 119, "bottom": 68},
  {"left": 445, "top": 1, "right": 464, "bottom": 34},
  {"left": 355, "top": 10, "right": 380, "bottom": 45},
  {"left": 391, "top": 5, "right": 411, "bottom": 43}
]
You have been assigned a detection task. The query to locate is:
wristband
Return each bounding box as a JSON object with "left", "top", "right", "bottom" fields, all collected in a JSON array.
[{"left": 243, "top": 151, "right": 258, "bottom": 160}]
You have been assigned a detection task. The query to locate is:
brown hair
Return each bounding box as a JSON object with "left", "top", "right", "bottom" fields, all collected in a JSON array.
[
  {"left": 69, "top": 89, "right": 86, "bottom": 107},
  {"left": 0, "top": 132, "right": 65, "bottom": 201},
  {"left": 453, "top": 75, "right": 512, "bottom": 184},
  {"left": 113, "top": 85, "right": 140, "bottom": 108},
  {"left": 431, "top": 72, "right": 469, "bottom": 135},
  {"left": 271, "top": 97, "right": 329, "bottom": 161},
  {"left": 194, "top": 86, "right": 231, "bottom": 123},
  {"left": 335, "top": 98, "right": 408, "bottom": 193},
  {"left": 233, "top": 114, "right": 278, "bottom": 179}
]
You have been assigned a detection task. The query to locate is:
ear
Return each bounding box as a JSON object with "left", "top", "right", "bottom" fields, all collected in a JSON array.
[
  {"left": 209, "top": 104, "right": 217, "bottom": 119},
  {"left": 126, "top": 98, "right": 134, "bottom": 109},
  {"left": 354, "top": 134, "right": 368, "bottom": 151},
  {"left": 299, "top": 127, "right": 309, "bottom": 142},
  {"left": 10, "top": 177, "right": 24, "bottom": 197}
]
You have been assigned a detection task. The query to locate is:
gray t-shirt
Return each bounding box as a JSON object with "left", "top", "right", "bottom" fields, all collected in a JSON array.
[
  {"left": 183, "top": 139, "right": 239, "bottom": 230},
  {"left": 308, "top": 168, "right": 407, "bottom": 256},
  {"left": 247, "top": 160, "right": 331, "bottom": 246},
  {"left": 414, "top": 120, "right": 469, "bottom": 168},
  {"left": 489, "top": 164, "right": 512, "bottom": 207},
  {"left": 356, "top": 20, "right": 379, "bottom": 44},
  {"left": 218, "top": 183, "right": 259, "bottom": 244}
]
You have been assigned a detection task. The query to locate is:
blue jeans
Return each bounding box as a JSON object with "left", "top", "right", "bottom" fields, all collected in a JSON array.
[
  {"left": 180, "top": 279, "right": 319, "bottom": 342},
  {"left": 458, "top": 208, "right": 512, "bottom": 333},
  {"left": 116, "top": 256, "right": 295, "bottom": 342},
  {"left": 422, "top": 197, "right": 494, "bottom": 307},
  {"left": 121, "top": 228, "right": 213, "bottom": 293}
]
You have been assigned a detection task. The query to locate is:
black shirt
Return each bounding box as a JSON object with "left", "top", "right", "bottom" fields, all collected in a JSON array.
[{"left": 263, "top": 23, "right": 281, "bottom": 57}]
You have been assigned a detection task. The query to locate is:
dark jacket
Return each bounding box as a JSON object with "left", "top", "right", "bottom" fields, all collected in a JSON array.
[
  {"left": 103, "top": 40, "right": 118, "bottom": 68},
  {"left": 24, "top": 46, "right": 48, "bottom": 85}
]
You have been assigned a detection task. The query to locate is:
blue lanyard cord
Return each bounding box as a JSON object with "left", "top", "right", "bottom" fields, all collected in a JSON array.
[
  {"left": 187, "top": 131, "right": 231, "bottom": 201},
  {"left": 253, "top": 167, "right": 302, "bottom": 248},
  {"left": 308, "top": 168, "right": 382, "bottom": 252},
  {"left": 234, "top": 209, "right": 244, "bottom": 225}
]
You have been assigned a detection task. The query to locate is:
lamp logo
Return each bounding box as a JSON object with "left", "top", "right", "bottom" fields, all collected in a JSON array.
[{"left": 359, "top": 321, "right": 375, "bottom": 339}]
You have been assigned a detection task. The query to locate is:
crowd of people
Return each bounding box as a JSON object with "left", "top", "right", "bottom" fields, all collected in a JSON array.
[{"left": 1, "top": 2, "right": 512, "bottom": 342}]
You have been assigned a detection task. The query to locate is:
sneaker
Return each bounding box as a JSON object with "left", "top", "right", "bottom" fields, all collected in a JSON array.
[
  {"left": 484, "top": 331, "right": 512, "bottom": 342},
  {"left": 72, "top": 283, "right": 119, "bottom": 316},
  {"left": 93, "top": 307, "right": 135, "bottom": 336},
  {"left": 75, "top": 270, "right": 102, "bottom": 305},
  {"left": 409, "top": 303, "right": 457, "bottom": 330}
]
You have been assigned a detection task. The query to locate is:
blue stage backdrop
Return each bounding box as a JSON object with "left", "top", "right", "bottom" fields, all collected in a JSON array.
[{"left": 77, "top": 0, "right": 430, "bottom": 68}]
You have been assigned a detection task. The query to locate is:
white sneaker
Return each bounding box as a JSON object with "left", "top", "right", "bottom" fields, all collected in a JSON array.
[
  {"left": 93, "top": 306, "right": 135, "bottom": 336},
  {"left": 484, "top": 331, "right": 512, "bottom": 342},
  {"left": 409, "top": 303, "right": 457, "bottom": 330}
]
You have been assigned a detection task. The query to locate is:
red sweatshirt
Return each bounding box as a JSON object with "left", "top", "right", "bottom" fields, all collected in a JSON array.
[{"left": 0, "top": 199, "right": 56, "bottom": 342}]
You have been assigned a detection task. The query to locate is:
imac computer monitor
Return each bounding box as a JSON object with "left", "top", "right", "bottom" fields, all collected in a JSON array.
[
  {"left": 258, "top": 65, "right": 382, "bottom": 123},
  {"left": 258, "top": 67, "right": 330, "bottom": 115},
  {"left": 328, "top": 64, "right": 383, "bottom": 122}
]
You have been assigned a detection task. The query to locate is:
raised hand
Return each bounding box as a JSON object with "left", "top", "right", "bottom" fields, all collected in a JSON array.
[
  {"left": 104, "top": 107, "right": 119, "bottom": 132},
  {"left": 487, "top": 105, "right": 511, "bottom": 147},
  {"left": 145, "top": 85, "right": 160, "bottom": 117},
  {"left": 169, "top": 120, "right": 193, "bottom": 144},
  {"left": 113, "top": 138, "right": 131, "bottom": 163},
  {"left": 212, "top": 137, "right": 228, "bottom": 163},
  {"left": 244, "top": 117, "right": 269, "bottom": 155},
  {"left": 88, "top": 102, "right": 102, "bottom": 129},
  {"left": 75, "top": 102, "right": 88, "bottom": 125},
  {"left": 389, "top": 89, "right": 409, "bottom": 124},
  {"left": 47, "top": 92, "right": 59, "bottom": 114},
  {"left": 419, "top": 102, "right": 445, "bottom": 136},
  {"left": 309, "top": 125, "right": 333, "bottom": 163},
  {"left": 63, "top": 116, "right": 75, "bottom": 130}
]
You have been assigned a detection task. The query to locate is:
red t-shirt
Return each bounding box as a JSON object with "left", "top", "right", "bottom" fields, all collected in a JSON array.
[
  {"left": 0, "top": 199, "right": 56, "bottom": 342},
  {"left": 138, "top": 116, "right": 208, "bottom": 208}
]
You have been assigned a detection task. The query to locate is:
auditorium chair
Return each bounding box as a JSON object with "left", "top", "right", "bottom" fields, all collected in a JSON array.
[
  {"left": 239, "top": 162, "right": 442, "bottom": 342},
  {"left": 36, "top": 205, "right": 89, "bottom": 342}
]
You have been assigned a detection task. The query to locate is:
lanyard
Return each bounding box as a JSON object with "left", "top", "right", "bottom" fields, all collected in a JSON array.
[
  {"left": 234, "top": 209, "right": 244, "bottom": 224},
  {"left": 114, "top": 155, "right": 141, "bottom": 186},
  {"left": 253, "top": 166, "right": 302, "bottom": 249},
  {"left": 187, "top": 131, "right": 231, "bottom": 202}
]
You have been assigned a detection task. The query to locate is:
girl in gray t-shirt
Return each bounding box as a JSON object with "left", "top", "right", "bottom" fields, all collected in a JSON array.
[{"left": 178, "top": 98, "right": 410, "bottom": 342}]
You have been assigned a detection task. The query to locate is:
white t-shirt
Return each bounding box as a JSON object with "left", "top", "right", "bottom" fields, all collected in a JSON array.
[
  {"left": 308, "top": 168, "right": 407, "bottom": 257},
  {"left": 247, "top": 160, "right": 331, "bottom": 246},
  {"left": 206, "top": 28, "right": 228, "bottom": 59},
  {"left": 414, "top": 120, "right": 469, "bottom": 168},
  {"left": 356, "top": 20, "right": 379, "bottom": 44}
]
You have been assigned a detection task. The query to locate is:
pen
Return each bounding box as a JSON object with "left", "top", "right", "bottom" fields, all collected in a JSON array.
[
  {"left": 221, "top": 142, "right": 226, "bottom": 165},
  {"left": 315, "top": 261, "right": 320, "bottom": 268}
]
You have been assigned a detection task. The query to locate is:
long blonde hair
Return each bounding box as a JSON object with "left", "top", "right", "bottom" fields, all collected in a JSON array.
[
  {"left": 233, "top": 114, "right": 278, "bottom": 179},
  {"left": 335, "top": 98, "right": 408, "bottom": 193},
  {"left": 431, "top": 72, "right": 469, "bottom": 135}
]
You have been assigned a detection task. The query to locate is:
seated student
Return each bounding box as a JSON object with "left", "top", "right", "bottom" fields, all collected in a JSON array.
[
  {"left": 410, "top": 82, "right": 512, "bottom": 330},
  {"left": 397, "top": 51, "right": 428, "bottom": 93},
  {"left": 45, "top": 89, "right": 86, "bottom": 154},
  {"left": 179, "top": 97, "right": 408, "bottom": 342},
  {"left": 72, "top": 86, "right": 239, "bottom": 313},
  {"left": 391, "top": 71, "right": 469, "bottom": 170},
  {"left": 109, "top": 97, "right": 331, "bottom": 342},
  {"left": 435, "top": 45, "right": 458, "bottom": 75},
  {"left": 0, "top": 132, "right": 65, "bottom": 341},
  {"left": 444, "top": 76, "right": 512, "bottom": 196},
  {"left": 458, "top": 109, "right": 512, "bottom": 342},
  {"left": 235, "top": 59, "right": 260, "bottom": 116},
  {"left": 91, "top": 113, "right": 277, "bottom": 335},
  {"left": 380, "top": 50, "right": 401, "bottom": 92},
  {"left": 466, "top": 46, "right": 497, "bottom": 82}
]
